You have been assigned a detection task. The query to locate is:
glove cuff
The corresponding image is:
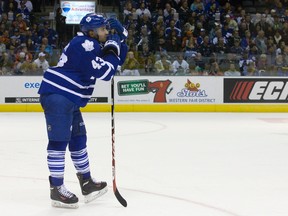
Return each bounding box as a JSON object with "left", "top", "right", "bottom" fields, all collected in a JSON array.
[
  {"left": 103, "top": 40, "right": 120, "bottom": 56},
  {"left": 122, "top": 28, "right": 128, "bottom": 38}
]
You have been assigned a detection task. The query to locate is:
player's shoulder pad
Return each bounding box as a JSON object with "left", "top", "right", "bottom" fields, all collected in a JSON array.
[{"left": 69, "top": 32, "right": 101, "bottom": 52}]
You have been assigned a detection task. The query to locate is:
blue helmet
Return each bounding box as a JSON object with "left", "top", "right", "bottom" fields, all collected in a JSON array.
[{"left": 80, "top": 13, "right": 108, "bottom": 34}]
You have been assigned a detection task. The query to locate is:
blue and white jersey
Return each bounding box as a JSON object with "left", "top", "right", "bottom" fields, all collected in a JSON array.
[{"left": 38, "top": 32, "right": 120, "bottom": 107}]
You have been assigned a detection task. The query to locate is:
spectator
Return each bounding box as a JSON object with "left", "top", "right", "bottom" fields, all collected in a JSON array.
[
  {"left": 0, "top": 13, "right": 11, "bottom": 29},
  {"left": 0, "top": 52, "right": 13, "bottom": 75},
  {"left": 0, "top": 30, "right": 11, "bottom": 48},
  {"left": 10, "top": 28, "right": 26, "bottom": 44},
  {"left": 163, "top": 2, "right": 177, "bottom": 21},
  {"left": 172, "top": 53, "right": 190, "bottom": 75},
  {"left": 18, "top": 0, "right": 33, "bottom": 13},
  {"left": 190, "top": 0, "right": 204, "bottom": 12},
  {"left": 121, "top": 51, "right": 140, "bottom": 76},
  {"left": 273, "top": 30, "right": 284, "bottom": 48},
  {"left": 254, "top": 30, "right": 267, "bottom": 54},
  {"left": 25, "top": 37, "right": 37, "bottom": 57},
  {"left": 55, "top": 7, "right": 67, "bottom": 48},
  {"left": 38, "top": 21, "right": 58, "bottom": 48},
  {"left": 224, "top": 63, "right": 241, "bottom": 76},
  {"left": 198, "top": 35, "right": 213, "bottom": 57},
  {"left": 205, "top": 0, "right": 220, "bottom": 13},
  {"left": 12, "top": 13, "right": 27, "bottom": 34},
  {"left": 254, "top": 14, "right": 270, "bottom": 33},
  {"left": 274, "top": 54, "right": 287, "bottom": 76},
  {"left": 136, "top": 13, "right": 153, "bottom": 36},
  {"left": 243, "top": 14, "right": 256, "bottom": 34},
  {"left": 206, "top": 1, "right": 219, "bottom": 26},
  {"left": 135, "top": 0, "right": 151, "bottom": 19},
  {"left": 165, "top": 19, "right": 181, "bottom": 38},
  {"left": 219, "top": 53, "right": 238, "bottom": 71},
  {"left": 229, "top": 38, "right": 243, "bottom": 56},
  {"left": 3, "top": 0, "right": 18, "bottom": 14},
  {"left": 125, "top": 28, "right": 136, "bottom": 50},
  {"left": 233, "top": 5, "right": 243, "bottom": 21},
  {"left": 211, "top": 28, "right": 224, "bottom": 45},
  {"left": 9, "top": 37, "right": 21, "bottom": 53},
  {"left": 282, "top": 45, "right": 288, "bottom": 67},
  {"left": 150, "top": 0, "right": 165, "bottom": 13},
  {"left": 181, "top": 30, "right": 194, "bottom": 49},
  {"left": 240, "top": 30, "right": 253, "bottom": 51},
  {"left": 224, "top": 14, "right": 238, "bottom": 32},
  {"left": 196, "top": 28, "right": 206, "bottom": 45},
  {"left": 35, "top": 37, "right": 53, "bottom": 60},
  {"left": 154, "top": 28, "right": 167, "bottom": 52},
  {"left": 123, "top": 0, "right": 134, "bottom": 19},
  {"left": 16, "top": 1, "right": 31, "bottom": 24},
  {"left": 0, "top": 38, "right": 7, "bottom": 62},
  {"left": 13, "top": 51, "right": 31, "bottom": 75},
  {"left": 154, "top": 54, "right": 173, "bottom": 75},
  {"left": 194, "top": 52, "right": 206, "bottom": 75},
  {"left": 139, "top": 43, "right": 155, "bottom": 74},
  {"left": 135, "top": 25, "right": 152, "bottom": 52},
  {"left": 28, "top": 23, "right": 40, "bottom": 44},
  {"left": 208, "top": 53, "right": 222, "bottom": 75},
  {"left": 124, "top": 13, "right": 137, "bottom": 30},
  {"left": 18, "top": 44, "right": 33, "bottom": 62},
  {"left": 273, "top": 15, "right": 284, "bottom": 32},
  {"left": 178, "top": 0, "right": 190, "bottom": 23},
  {"left": 256, "top": 54, "right": 272, "bottom": 75},
  {"left": 33, "top": 52, "right": 49, "bottom": 74},
  {"left": 183, "top": 36, "right": 198, "bottom": 60},
  {"left": 166, "top": 29, "right": 182, "bottom": 52},
  {"left": 239, "top": 50, "right": 255, "bottom": 76}
]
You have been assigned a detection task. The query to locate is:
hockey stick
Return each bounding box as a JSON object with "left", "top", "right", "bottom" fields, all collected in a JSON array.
[{"left": 111, "top": 77, "right": 127, "bottom": 207}]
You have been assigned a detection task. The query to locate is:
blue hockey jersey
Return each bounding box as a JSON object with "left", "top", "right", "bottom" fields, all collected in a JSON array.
[{"left": 38, "top": 32, "right": 121, "bottom": 107}]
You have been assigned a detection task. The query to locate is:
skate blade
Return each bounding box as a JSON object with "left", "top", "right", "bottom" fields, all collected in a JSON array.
[
  {"left": 84, "top": 186, "right": 108, "bottom": 203},
  {"left": 51, "top": 200, "right": 79, "bottom": 209}
]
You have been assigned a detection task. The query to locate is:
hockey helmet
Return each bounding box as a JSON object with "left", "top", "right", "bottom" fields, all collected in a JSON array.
[{"left": 80, "top": 13, "right": 108, "bottom": 34}]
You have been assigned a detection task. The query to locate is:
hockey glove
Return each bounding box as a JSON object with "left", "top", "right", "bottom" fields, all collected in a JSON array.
[
  {"left": 102, "top": 34, "right": 121, "bottom": 56},
  {"left": 107, "top": 18, "right": 128, "bottom": 41}
]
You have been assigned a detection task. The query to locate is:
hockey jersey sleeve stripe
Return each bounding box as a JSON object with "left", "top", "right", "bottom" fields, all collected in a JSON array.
[
  {"left": 43, "top": 78, "right": 92, "bottom": 98},
  {"left": 97, "top": 60, "right": 115, "bottom": 80},
  {"left": 47, "top": 68, "right": 95, "bottom": 89}
]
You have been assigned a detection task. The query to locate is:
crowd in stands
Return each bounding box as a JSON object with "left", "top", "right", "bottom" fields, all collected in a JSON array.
[
  {"left": 0, "top": 0, "right": 59, "bottom": 75},
  {"left": 117, "top": 0, "right": 288, "bottom": 76},
  {"left": 1, "top": 0, "right": 288, "bottom": 76}
]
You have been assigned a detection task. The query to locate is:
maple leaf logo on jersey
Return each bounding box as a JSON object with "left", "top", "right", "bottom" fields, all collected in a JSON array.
[{"left": 82, "top": 40, "right": 94, "bottom": 51}]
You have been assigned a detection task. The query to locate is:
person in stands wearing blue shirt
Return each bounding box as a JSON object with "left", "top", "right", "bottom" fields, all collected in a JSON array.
[{"left": 38, "top": 13, "right": 128, "bottom": 209}]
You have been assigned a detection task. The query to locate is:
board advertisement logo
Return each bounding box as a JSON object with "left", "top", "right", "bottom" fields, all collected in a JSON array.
[{"left": 224, "top": 78, "right": 288, "bottom": 103}]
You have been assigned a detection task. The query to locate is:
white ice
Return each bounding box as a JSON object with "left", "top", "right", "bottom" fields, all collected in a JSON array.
[{"left": 1, "top": 112, "right": 288, "bottom": 216}]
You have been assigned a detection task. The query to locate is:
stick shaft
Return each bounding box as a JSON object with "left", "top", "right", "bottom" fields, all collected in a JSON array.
[{"left": 111, "top": 77, "right": 127, "bottom": 207}]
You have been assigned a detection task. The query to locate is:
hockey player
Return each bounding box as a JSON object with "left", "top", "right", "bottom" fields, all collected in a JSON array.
[{"left": 38, "top": 13, "right": 128, "bottom": 208}]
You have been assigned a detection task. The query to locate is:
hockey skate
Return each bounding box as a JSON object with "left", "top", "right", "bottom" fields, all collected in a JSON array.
[
  {"left": 77, "top": 173, "right": 108, "bottom": 203},
  {"left": 49, "top": 177, "right": 79, "bottom": 209}
]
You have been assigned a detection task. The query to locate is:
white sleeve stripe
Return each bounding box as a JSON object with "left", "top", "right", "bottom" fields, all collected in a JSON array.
[
  {"left": 43, "top": 78, "right": 91, "bottom": 98},
  {"left": 46, "top": 69, "right": 95, "bottom": 89},
  {"left": 123, "top": 28, "right": 128, "bottom": 37},
  {"left": 98, "top": 61, "right": 115, "bottom": 80}
]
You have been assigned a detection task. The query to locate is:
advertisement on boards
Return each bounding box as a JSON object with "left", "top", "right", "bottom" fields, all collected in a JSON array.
[
  {"left": 0, "top": 76, "right": 109, "bottom": 104},
  {"left": 224, "top": 78, "right": 288, "bottom": 103},
  {"left": 115, "top": 76, "right": 222, "bottom": 104}
]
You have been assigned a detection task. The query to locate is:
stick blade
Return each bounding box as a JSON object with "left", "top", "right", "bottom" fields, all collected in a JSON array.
[{"left": 114, "top": 187, "right": 127, "bottom": 207}]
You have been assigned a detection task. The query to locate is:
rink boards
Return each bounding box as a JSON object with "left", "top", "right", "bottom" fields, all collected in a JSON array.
[{"left": 0, "top": 76, "right": 288, "bottom": 112}]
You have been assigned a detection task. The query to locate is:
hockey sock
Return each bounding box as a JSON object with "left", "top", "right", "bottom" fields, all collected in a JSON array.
[
  {"left": 47, "top": 141, "right": 68, "bottom": 186},
  {"left": 69, "top": 135, "right": 91, "bottom": 180}
]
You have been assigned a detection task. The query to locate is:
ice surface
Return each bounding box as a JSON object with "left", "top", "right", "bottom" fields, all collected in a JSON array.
[{"left": 1, "top": 112, "right": 288, "bottom": 216}]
